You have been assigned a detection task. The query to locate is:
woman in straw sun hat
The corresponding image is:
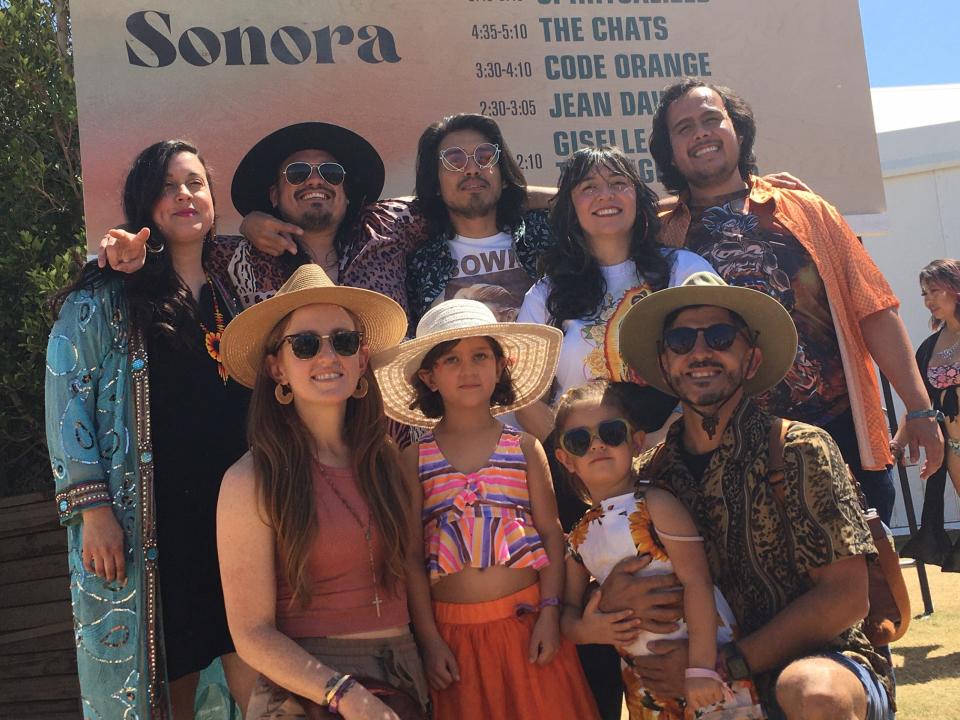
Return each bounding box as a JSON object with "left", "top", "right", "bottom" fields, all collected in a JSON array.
[
  {"left": 217, "top": 264, "right": 429, "bottom": 720},
  {"left": 372, "top": 299, "right": 600, "bottom": 720}
]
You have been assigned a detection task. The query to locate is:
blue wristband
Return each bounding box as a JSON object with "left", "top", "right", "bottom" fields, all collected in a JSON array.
[{"left": 905, "top": 409, "right": 944, "bottom": 422}]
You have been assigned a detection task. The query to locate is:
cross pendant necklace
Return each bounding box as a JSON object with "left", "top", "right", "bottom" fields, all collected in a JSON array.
[
  {"left": 315, "top": 460, "right": 382, "bottom": 617},
  {"left": 364, "top": 525, "right": 383, "bottom": 618}
]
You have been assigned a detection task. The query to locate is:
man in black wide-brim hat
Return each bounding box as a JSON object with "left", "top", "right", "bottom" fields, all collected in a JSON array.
[{"left": 217, "top": 121, "right": 387, "bottom": 308}]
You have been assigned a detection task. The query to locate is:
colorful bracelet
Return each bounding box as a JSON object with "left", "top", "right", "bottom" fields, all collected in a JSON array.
[
  {"left": 328, "top": 676, "right": 358, "bottom": 714},
  {"left": 515, "top": 596, "right": 562, "bottom": 616},
  {"left": 322, "top": 673, "right": 350, "bottom": 707}
]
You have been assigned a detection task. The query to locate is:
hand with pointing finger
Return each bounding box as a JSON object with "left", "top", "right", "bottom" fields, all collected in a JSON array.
[{"left": 97, "top": 227, "right": 149, "bottom": 273}]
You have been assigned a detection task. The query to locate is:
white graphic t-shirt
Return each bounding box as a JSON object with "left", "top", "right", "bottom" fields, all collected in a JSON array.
[
  {"left": 517, "top": 249, "right": 715, "bottom": 399},
  {"left": 428, "top": 231, "right": 532, "bottom": 321}
]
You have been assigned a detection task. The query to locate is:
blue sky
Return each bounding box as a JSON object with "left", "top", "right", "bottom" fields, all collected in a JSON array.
[{"left": 859, "top": 0, "right": 959, "bottom": 87}]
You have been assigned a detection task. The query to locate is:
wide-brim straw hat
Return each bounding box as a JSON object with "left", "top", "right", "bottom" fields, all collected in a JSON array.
[
  {"left": 231, "top": 121, "right": 385, "bottom": 216},
  {"left": 619, "top": 272, "right": 798, "bottom": 397},
  {"left": 221, "top": 264, "right": 407, "bottom": 389},
  {"left": 372, "top": 299, "right": 563, "bottom": 428}
]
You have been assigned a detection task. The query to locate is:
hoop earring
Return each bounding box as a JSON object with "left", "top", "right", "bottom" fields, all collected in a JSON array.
[
  {"left": 352, "top": 376, "right": 369, "bottom": 399},
  {"left": 274, "top": 383, "right": 293, "bottom": 405},
  {"left": 146, "top": 241, "right": 165, "bottom": 254}
]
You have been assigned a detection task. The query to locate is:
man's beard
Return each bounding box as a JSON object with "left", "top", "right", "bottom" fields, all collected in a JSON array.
[
  {"left": 446, "top": 194, "right": 499, "bottom": 221},
  {"left": 686, "top": 158, "right": 740, "bottom": 193},
  {"left": 669, "top": 361, "right": 743, "bottom": 411},
  {"left": 289, "top": 207, "right": 337, "bottom": 232}
]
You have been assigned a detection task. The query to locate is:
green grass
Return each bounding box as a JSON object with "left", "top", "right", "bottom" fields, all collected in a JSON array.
[{"left": 892, "top": 562, "right": 960, "bottom": 720}]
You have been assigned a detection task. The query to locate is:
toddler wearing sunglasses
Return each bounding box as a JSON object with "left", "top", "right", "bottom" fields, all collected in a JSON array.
[
  {"left": 373, "top": 299, "right": 600, "bottom": 720},
  {"left": 556, "top": 380, "right": 764, "bottom": 720}
]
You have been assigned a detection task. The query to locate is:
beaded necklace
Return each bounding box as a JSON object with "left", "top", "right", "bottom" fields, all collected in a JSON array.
[
  {"left": 934, "top": 332, "right": 960, "bottom": 361},
  {"left": 315, "top": 461, "right": 383, "bottom": 617},
  {"left": 198, "top": 273, "right": 228, "bottom": 384}
]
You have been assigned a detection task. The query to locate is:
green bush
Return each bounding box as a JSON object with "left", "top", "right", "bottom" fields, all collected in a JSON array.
[{"left": 0, "top": 0, "right": 85, "bottom": 496}]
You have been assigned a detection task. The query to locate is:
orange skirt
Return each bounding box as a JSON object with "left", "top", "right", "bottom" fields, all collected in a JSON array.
[{"left": 431, "top": 583, "right": 600, "bottom": 720}]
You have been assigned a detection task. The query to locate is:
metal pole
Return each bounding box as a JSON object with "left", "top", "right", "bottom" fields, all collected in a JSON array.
[{"left": 880, "top": 372, "right": 934, "bottom": 615}]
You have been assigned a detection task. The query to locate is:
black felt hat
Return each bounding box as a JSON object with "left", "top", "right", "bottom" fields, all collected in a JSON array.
[{"left": 230, "top": 122, "right": 385, "bottom": 216}]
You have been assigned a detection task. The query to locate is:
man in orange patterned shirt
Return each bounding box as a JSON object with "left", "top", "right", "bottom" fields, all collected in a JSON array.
[{"left": 648, "top": 79, "right": 942, "bottom": 525}]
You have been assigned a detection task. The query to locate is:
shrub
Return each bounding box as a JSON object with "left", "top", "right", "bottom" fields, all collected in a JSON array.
[{"left": 0, "top": 0, "right": 85, "bottom": 496}]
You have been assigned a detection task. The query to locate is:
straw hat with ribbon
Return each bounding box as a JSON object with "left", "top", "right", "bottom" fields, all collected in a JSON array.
[
  {"left": 220, "top": 264, "right": 407, "bottom": 389},
  {"left": 372, "top": 299, "right": 563, "bottom": 428},
  {"left": 619, "top": 271, "right": 798, "bottom": 398}
]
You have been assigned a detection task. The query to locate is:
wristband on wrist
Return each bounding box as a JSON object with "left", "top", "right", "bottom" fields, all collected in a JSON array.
[
  {"left": 905, "top": 408, "right": 944, "bottom": 422},
  {"left": 720, "top": 643, "right": 752, "bottom": 681},
  {"left": 322, "top": 673, "right": 351, "bottom": 707},
  {"left": 686, "top": 668, "right": 736, "bottom": 702},
  {"left": 515, "top": 596, "right": 561, "bottom": 616},
  {"left": 327, "top": 676, "right": 357, "bottom": 714},
  {"left": 685, "top": 668, "right": 725, "bottom": 682}
]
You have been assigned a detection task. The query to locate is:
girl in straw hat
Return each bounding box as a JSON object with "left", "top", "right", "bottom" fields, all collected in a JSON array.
[
  {"left": 372, "top": 298, "right": 600, "bottom": 720},
  {"left": 217, "top": 265, "right": 428, "bottom": 720},
  {"left": 554, "top": 380, "right": 764, "bottom": 720}
]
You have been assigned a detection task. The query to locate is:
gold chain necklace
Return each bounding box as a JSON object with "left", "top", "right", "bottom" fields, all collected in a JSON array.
[{"left": 314, "top": 460, "right": 382, "bottom": 617}]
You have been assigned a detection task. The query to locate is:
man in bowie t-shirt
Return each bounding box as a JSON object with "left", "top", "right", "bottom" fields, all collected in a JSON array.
[{"left": 389, "top": 112, "right": 555, "bottom": 329}]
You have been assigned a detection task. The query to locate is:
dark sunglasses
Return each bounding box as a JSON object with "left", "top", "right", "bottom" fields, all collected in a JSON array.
[
  {"left": 282, "top": 162, "right": 346, "bottom": 187},
  {"left": 559, "top": 418, "right": 633, "bottom": 457},
  {"left": 276, "top": 331, "right": 362, "bottom": 359},
  {"left": 439, "top": 143, "right": 501, "bottom": 172},
  {"left": 662, "top": 323, "right": 746, "bottom": 355}
]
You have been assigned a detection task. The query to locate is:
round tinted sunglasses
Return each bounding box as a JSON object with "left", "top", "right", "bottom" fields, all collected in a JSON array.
[
  {"left": 282, "top": 162, "right": 346, "bottom": 187},
  {"left": 662, "top": 323, "right": 750, "bottom": 355},
  {"left": 276, "top": 331, "right": 362, "bottom": 359},
  {"left": 439, "top": 143, "right": 501, "bottom": 172},
  {"left": 559, "top": 418, "right": 633, "bottom": 457}
]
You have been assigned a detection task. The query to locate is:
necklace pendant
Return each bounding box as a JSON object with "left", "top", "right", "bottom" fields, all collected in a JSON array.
[
  {"left": 373, "top": 593, "right": 383, "bottom": 618},
  {"left": 702, "top": 415, "right": 719, "bottom": 439}
]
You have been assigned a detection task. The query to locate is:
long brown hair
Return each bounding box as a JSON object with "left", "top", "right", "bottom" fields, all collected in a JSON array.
[{"left": 247, "top": 310, "right": 410, "bottom": 607}]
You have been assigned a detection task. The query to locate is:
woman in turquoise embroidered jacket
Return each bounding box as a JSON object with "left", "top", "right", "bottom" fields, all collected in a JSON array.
[{"left": 45, "top": 140, "right": 257, "bottom": 719}]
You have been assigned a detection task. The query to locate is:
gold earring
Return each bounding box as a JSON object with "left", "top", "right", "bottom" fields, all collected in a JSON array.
[
  {"left": 352, "top": 376, "right": 369, "bottom": 399},
  {"left": 274, "top": 383, "right": 293, "bottom": 405}
]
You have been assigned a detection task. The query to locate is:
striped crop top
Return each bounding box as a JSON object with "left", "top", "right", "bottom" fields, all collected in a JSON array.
[{"left": 418, "top": 425, "right": 550, "bottom": 583}]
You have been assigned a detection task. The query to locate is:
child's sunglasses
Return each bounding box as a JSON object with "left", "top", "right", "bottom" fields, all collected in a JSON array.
[
  {"left": 559, "top": 418, "right": 633, "bottom": 457},
  {"left": 662, "top": 323, "right": 746, "bottom": 355},
  {"left": 276, "top": 331, "right": 362, "bottom": 359},
  {"left": 282, "top": 161, "right": 347, "bottom": 187}
]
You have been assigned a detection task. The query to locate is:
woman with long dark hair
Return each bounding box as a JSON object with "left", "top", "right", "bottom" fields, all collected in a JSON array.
[
  {"left": 516, "top": 146, "right": 716, "bottom": 719},
  {"left": 217, "top": 265, "right": 428, "bottom": 719},
  {"left": 896, "top": 259, "right": 960, "bottom": 571},
  {"left": 46, "top": 140, "right": 257, "bottom": 718},
  {"left": 517, "top": 147, "right": 714, "bottom": 445}
]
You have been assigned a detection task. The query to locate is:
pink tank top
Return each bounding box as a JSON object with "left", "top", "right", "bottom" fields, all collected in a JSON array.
[
  {"left": 418, "top": 426, "right": 550, "bottom": 583},
  {"left": 275, "top": 464, "right": 409, "bottom": 638}
]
